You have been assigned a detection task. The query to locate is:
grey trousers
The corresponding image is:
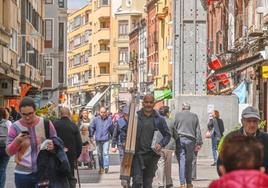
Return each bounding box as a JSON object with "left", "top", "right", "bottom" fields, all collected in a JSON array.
[{"left": 157, "top": 149, "right": 174, "bottom": 186}]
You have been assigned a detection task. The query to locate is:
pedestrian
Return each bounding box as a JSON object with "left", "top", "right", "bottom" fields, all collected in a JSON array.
[
  {"left": 0, "top": 108, "right": 11, "bottom": 188},
  {"left": 174, "top": 102, "right": 203, "bottom": 188},
  {"left": 77, "top": 109, "right": 91, "bottom": 129},
  {"left": 5, "top": 107, "right": 14, "bottom": 124},
  {"left": 10, "top": 106, "right": 21, "bottom": 121},
  {"left": 207, "top": 110, "right": 224, "bottom": 166},
  {"left": 90, "top": 106, "right": 113, "bottom": 174},
  {"left": 5, "top": 97, "right": 57, "bottom": 188},
  {"left": 209, "top": 136, "right": 268, "bottom": 188},
  {"left": 131, "top": 94, "right": 171, "bottom": 188},
  {"left": 71, "top": 110, "right": 79, "bottom": 124},
  {"left": 156, "top": 106, "right": 176, "bottom": 188},
  {"left": 217, "top": 106, "right": 268, "bottom": 174},
  {"left": 111, "top": 105, "right": 129, "bottom": 162},
  {"left": 53, "top": 107, "right": 83, "bottom": 188}
]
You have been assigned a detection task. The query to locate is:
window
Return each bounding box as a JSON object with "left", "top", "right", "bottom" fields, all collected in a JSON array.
[
  {"left": 89, "top": 69, "right": 92, "bottom": 79},
  {"left": 73, "top": 16, "right": 82, "bottom": 28},
  {"left": 10, "top": 29, "right": 18, "bottom": 51},
  {"left": 85, "top": 11, "right": 91, "bottom": 23},
  {"left": 119, "top": 48, "right": 128, "bottom": 64},
  {"left": 58, "top": 61, "right": 64, "bottom": 83},
  {"left": 85, "top": 30, "right": 92, "bottom": 42},
  {"left": 100, "top": 0, "right": 109, "bottom": 6},
  {"left": 59, "top": 23, "right": 64, "bottom": 51},
  {"left": 118, "top": 20, "right": 129, "bottom": 38},
  {"left": 100, "top": 44, "right": 109, "bottom": 51},
  {"left": 45, "top": 0, "right": 53, "bottom": 4},
  {"left": 45, "top": 59, "right": 52, "bottom": 84},
  {"left": 100, "top": 66, "right": 108, "bottom": 74},
  {"left": 45, "top": 19, "right": 53, "bottom": 48},
  {"left": 73, "top": 74, "right": 80, "bottom": 85},
  {"left": 85, "top": 51, "right": 89, "bottom": 63},
  {"left": 73, "top": 35, "right": 81, "bottom": 47},
  {"left": 58, "top": 0, "right": 64, "bottom": 8},
  {"left": 74, "top": 54, "right": 81, "bottom": 66},
  {"left": 84, "top": 71, "right": 89, "bottom": 82}
]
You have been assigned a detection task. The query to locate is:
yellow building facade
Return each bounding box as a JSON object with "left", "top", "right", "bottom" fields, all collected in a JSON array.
[
  {"left": 155, "top": 0, "right": 172, "bottom": 89},
  {"left": 67, "top": 0, "right": 111, "bottom": 110}
]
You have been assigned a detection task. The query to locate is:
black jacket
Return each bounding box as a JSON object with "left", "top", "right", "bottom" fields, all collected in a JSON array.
[
  {"left": 37, "top": 136, "right": 71, "bottom": 188},
  {"left": 217, "top": 128, "right": 268, "bottom": 175},
  {"left": 53, "top": 117, "right": 82, "bottom": 162}
]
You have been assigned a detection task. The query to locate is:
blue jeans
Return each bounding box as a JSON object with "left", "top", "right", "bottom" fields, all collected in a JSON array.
[
  {"left": 176, "top": 137, "right": 195, "bottom": 185},
  {"left": 0, "top": 147, "right": 10, "bottom": 188},
  {"left": 96, "top": 141, "right": 110, "bottom": 169},
  {"left": 15, "top": 173, "right": 38, "bottom": 188},
  {"left": 118, "top": 144, "right": 125, "bottom": 162},
  {"left": 211, "top": 136, "right": 219, "bottom": 163}
]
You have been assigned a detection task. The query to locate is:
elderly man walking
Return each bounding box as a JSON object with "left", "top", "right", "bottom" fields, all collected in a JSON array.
[
  {"left": 90, "top": 107, "right": 113, "bottom": 174},
  {"left": 174, "top": 103, "right": 203, "bottom": 188}
]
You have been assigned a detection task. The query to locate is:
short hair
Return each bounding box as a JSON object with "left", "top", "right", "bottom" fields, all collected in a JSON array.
[
  {"left": 182, "top": 102, "right": 190, "bottom": 110},
  {"left": 143, "top": 94, "right": 155, "bottom": 102},
  {"left": 0, "top": 108, "right": 7, "bottom": 120},
  {"left": 159, "top": 106, "right": 169, "bottom": 117},
  {"left": 19, "top": 97, "right": 36, "bottom": 110},
  {"left": 60, "top": 107, "right": 71, "bottom": 118},
  {"left": 220, "top": 135, "right": 264, "bottom": 173},
  {"left": 214, "top": 110, "right": 220, "bottom": 118}
]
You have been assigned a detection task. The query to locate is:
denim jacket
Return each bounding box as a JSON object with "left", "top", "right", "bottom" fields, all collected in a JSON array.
[{"left": 90, "top": 116, "right": 113, "bottom": 142}]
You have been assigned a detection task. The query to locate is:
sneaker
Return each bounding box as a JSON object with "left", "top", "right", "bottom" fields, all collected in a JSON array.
[
  {"left": 166, "top": 184, "right": 173, "bottom": 188},
  {"left": 99, "top": 168, "right": 105, "bottom": 174},
  {"left": 211, "top": 162, "right": 216, "bottom": 166},
  {"left": 104, "top": 168, "right": 109, "bottom": 174},
  {"left": 187, "top": 184, "right": 193, "bottom": 188},
  {"left": 179, "top": 185, "right": 186, "bottom": 188}
]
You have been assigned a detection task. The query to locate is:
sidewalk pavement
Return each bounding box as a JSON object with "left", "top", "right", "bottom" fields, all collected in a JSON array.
[{"left": 5, "top": 154, "right": 218, "bottom": 188}]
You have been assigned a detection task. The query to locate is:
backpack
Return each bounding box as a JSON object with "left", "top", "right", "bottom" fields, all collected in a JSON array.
[{"left": 0, "top": 119, "right": 8, "bottom": 147}]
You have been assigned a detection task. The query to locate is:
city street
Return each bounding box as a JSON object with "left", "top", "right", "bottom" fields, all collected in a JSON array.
[{"left": 5, "top": 154, "right": 218, "bottom": 188}]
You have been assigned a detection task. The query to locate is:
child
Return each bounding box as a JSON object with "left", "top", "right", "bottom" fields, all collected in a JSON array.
[{"left": 78, "top": 125, "right": 95, "bottom": 167}]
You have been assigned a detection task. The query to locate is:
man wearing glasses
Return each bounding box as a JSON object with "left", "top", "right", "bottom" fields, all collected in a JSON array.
[{"left": 6, "top": 97, "right": 57, "bottom": 188}]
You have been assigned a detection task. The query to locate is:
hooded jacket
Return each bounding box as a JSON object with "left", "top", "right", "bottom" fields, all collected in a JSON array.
[{"left": 209, "top": 170, "right": 268, "bottom": 188}]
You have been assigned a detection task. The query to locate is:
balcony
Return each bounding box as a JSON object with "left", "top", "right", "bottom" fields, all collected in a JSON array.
[
  {"left": 94, "top": 50, "right": 110, "bottom": 63},
  {"left": 88, "top": 74, "right": 110, "bottom": 86},
  {"left": 94, "top": 5, "right": 110, "bottom": 20},
  {"left": 95, "top": 28, "right": 110, "bottom": 42},
  {"left": 157, "top": 3, "right": 169, "bottom": 20},
  {"left": 20, "top": 63, "right": 43, "bottom": 88}
]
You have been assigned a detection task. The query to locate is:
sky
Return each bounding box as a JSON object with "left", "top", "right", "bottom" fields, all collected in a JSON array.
[{"left": 68, "top": 0, "right": 88, "bottom": 9}]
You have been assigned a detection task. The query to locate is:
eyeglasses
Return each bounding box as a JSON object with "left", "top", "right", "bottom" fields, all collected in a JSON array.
[
  {"left": 21, "top": 112, "right": 34, "bottom": 117},
  {"left": 143, "top": 101, "right": 154, "bottom": 104}
]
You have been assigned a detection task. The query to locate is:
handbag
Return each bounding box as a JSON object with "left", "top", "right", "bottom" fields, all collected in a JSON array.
[{"left": 205, "top": 129, "right": 213, "bottom": 139}]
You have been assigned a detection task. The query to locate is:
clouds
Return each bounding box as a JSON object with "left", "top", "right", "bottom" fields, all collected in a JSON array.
[{"left": 68, "top": 0, "right": 88, "bottom": 9}]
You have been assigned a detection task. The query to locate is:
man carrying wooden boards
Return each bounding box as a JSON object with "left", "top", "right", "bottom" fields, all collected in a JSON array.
[{"left": 129, "top": 94, "right": 171, "bottom": 188}]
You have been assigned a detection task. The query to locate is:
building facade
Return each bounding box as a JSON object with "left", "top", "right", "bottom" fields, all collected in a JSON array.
[
  {"left": 67, "top": 0, "right": 111, "bottom": 111},
  {"left": 42, "top": 0, "right": 68, "bottom": 108},
  {"left": 0, "top": 0, "right": 21, "bottom": 107}
]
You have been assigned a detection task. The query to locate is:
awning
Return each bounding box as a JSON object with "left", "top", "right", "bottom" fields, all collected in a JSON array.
[
  {"left": 85, "top": 86, "right": 110, "bottom": 109},
  {"left": 213, "top": 53, "right": 264, "bottom": 75},
  {"left": 154, "top": 89, "right": 172, "bottom": 101}
]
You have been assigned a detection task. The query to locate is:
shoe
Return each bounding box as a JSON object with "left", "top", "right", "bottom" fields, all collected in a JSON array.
[
  {"left": 166, "top": 184, "right": 173, "bottom": 188},
  {"left": 187, "top": 184, "right": 193, "bottom": 188},
  {"left": 158, "top": 186, "right": 164, "bottom": 188},
  {"left": 211, "top": 162, "right": 216, "bottom": 166},
  {"left": 99, "top": 168, "right": 105, "bottom": 174},
  {"left": 179, "top": 185, "right": 186, "bottom": 188},
  {"left": 104, "top": 168, "right": 109, "bottom": 173}
]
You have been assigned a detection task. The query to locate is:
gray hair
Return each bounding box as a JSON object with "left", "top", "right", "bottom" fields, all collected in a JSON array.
[{"left": 182, "top": 102, "right": 191, "bottom": 110}]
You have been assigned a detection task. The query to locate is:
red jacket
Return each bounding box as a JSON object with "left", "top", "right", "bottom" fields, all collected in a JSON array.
[{"left": 209, "top": 170, "right": 268, "bottom": 188}]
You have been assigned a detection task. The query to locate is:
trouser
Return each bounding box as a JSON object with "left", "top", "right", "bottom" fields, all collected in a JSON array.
[
  {"left": 211, "top": 136, "right": 220, "bottom": 163},
  {"left": 132, "top": 152, "right": 160, "bottom": 188},
  {"left": 118, "top": 144, "right": 125, "bottom": 163},
  {"left": 157, "top": 149, "right": 173, "bottom": 186},
  {"left": 96, "top": 140, "right": 110, "bottom": 169},
  {"left": 0, "top": 147, "right": 10, "bottom": 188},
  {"left": 176, "top": 137, "right": 195, "bottom": 185},
  {"left": 192, "top": 151, "right": 198, "bottom": 179},
  {"left": 15, "top": 173, "right": 38, "bottom": 188}
]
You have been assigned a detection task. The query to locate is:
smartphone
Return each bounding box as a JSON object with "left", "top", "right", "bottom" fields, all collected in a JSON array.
[{"left": 21, "top": 131, "right": 29, "bottom": 135}]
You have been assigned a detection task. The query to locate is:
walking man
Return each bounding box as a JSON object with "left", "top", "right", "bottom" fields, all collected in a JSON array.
[
  {"left": 90, "top": 107, "right": 113, "bottom": 174},
  {"left": 174, "top": 103, "right": 203, "bottom": 188},
  {"left": 131, "top": 94, "right": 171, "bottom": 188},
  {"left": 53, "top": 107, "right": 82, "bottom": 188}
]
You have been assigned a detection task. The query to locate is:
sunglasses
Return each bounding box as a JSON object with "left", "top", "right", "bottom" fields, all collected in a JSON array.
[{"left": 21, "top": 112, "right": 34, "bottom": 117}]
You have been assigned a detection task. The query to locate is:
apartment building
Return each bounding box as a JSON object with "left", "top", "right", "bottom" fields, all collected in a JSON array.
[
  {"left": 110, "top": 0, "right": 146, "bottom": 112},
  {"left": 42, "top": 0, "right": 68, "bottom": 107},
  {"left": 67, "top": 0, "right": 111, "bottom": 111},
  {"left": 0, "top": 0, "right": 21, "bottom": 107}
]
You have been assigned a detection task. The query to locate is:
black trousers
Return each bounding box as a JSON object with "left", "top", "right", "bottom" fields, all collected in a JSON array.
[{"left": 132, "top": 152, "right": 160, "bottom": 188}]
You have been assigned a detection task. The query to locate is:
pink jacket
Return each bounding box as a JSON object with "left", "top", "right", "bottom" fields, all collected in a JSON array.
[{"left": 209, "top": 170, "right": 268, "bottom": 188}]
